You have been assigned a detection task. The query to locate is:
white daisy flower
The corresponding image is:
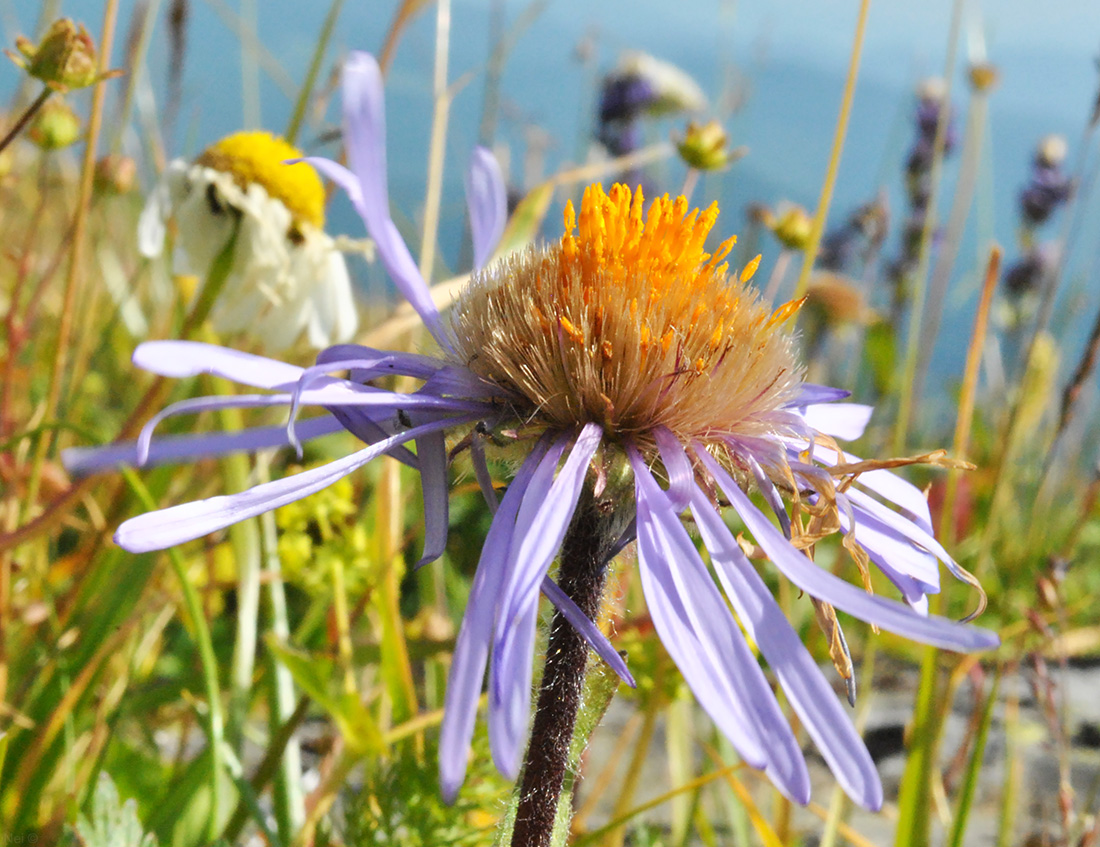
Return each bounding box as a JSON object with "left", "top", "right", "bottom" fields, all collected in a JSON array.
[{"left": 138, "top": 131, "right": 359, "bottom": 351}]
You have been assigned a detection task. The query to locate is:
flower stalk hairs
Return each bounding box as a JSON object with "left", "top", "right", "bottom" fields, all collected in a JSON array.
[{"left": 66, "top": 51, "right": 998, "bottom": 847}]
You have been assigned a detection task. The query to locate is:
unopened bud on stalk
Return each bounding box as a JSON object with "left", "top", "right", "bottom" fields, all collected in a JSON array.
[
  {"left": 7, "top": 18, "right": 120, "bottom": 92},
  {"left": 768, "top": 203, "right": 814, "bottom": 251},
  {"left": 28, "top": 97, "right": 81, "bottom": 150},
  {"left": 968, "top": 62, "right": 1000, "bottom": 93},
  {"left": 95, "top": 153, "right": 137, "bottom": 194},
  {"left": 675, "top": 120, "right": 737, "bottom": 171}
]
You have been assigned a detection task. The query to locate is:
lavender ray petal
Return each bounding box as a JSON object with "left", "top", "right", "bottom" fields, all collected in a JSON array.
[
  {"left": 325, "top": 406, "right": 418, "bottom": 469},
  {"left": 608, "top": 517, "right": 637, "bottom": 560},
  {"left": 834, "top": 492, "right": 941, "bottom": 589},
  {"left": 115, "top": 414, "right": 476, "bottom": 553},
  {"left": 311, "top": 348, "right": 447, "bottom": 381},
  {"left": 132, "top": 340, "right": 304, "bottom": 388},
  {"left": 871, "top": 551, "right": 934, "bottom": 611},
  {"left": 844, "top": 486, "right": 955, "bottom": 576},
  {"left": 744, "top": 451, "right": 791, "bottom": 538},
  {"left": 465, "top": 146, "right": 507, "bottom": 270},
  {"left": 654, "top": 427, "right": 693, "bottom": 513},
  {"left": 499, "top": 424, "right": 602, "bottom": 625},
  {"left": 338, "top": 52, "right": 450, "bottom": 349},
  {"left": 414, "top": 429, "right": 449, "bottom": 567},
  {"left": 727, "top": 434, "right": 790, "bottom": 471},
  {"left": 632, "top": 452, "right": 808, "bottom": 800},
  {"left": 801, "top": 403, "right": 874, "bottom": 441},
  {"left": 341, "top": 52, "right": 390, "bottom": 219},
  {"left": 539, "top": 576, "right": 635, "bottom": 686},
  {"left": 690, "top": 487, "right": 884, "bottom": 810},
  {"left": 631, "top": 469, "right": 767, "bottom": 770},
  {"left": 288, "top": 383, "right": 495, "bottom": 414},
  {"left": 135, "top": 394, "right": 305, "bottom": 465},
  {"left": 489, "top": 424, "right": 602, "bottom": 777},
  {"left": 420, "top": 366, "right": 514, "bottom": 401},
  {"left": 470, "top": 431, "right": 499, "bottom": 514},
  {"left": 297, "top": 156, "right": 364, "bottom": 209},
  {"left": 697, "top": 447, "right": 999, "bottom": 652},
  {"left": 63, "top": 416, "right": 345, "bottom": 476},
  {"left": 789, "top": 383, "right": 851, "bottom": 406},
  {"left": 438, "top": 439, "right": 550, "bottom": 801}
]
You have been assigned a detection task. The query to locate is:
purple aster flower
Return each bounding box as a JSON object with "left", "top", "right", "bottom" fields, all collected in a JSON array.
[
  {"left": 65, "top": 51, "right": 998, "bottom": 820},
  {"left": 1019, "top": 135, "right": 1073, "bottom": 227}
]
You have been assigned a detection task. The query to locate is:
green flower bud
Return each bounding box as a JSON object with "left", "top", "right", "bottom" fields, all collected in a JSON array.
[
  {"left": 28, "top": 97, "right": 81, "bottom": 150},
  {"left": 770, "top": 203, "right": 814, "bottom": 251},
  {"left": 8, "top": 18, "right": 118, "bottom": 92},
  {"left": 676, "top": 120, "right": 734, "bottom": 171}
]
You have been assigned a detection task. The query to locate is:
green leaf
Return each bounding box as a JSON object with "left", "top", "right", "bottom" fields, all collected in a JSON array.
[
  {"left": 69, "top": 773, "right": 158, "bottom": 847},
  {"left": 265, "top": 637, "right": 385, "bottom": 755}
]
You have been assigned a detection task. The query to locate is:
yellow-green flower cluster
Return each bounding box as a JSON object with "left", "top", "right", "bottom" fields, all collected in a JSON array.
[{"left": 276, "top": 469, "right": 377, "bottom": 597}]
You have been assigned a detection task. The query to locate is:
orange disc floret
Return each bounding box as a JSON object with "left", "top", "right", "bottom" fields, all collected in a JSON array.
[{"left": 447, "top": 182, "right": 803, "bottom": 442}]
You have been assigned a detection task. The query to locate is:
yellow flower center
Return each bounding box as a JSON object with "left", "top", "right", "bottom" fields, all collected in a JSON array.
[
  {"left": 194, "top": 131, "right": 325, "bottom": 230},
  {"left": 449, "top": 183, "right": 804, "bottom": 444}
]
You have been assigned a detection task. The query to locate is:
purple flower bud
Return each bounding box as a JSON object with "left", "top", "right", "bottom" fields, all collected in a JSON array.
[
  {"left": 598, "top": 73, "right": 657, "bottom": 123},
  {"left": 1019, "top": 159, "right": 1073, "bottom": 226},
  {"left": 1003, "top": 244, "right": 1057, "bottom": 298},
  {"left": 597, "top": 119, "right": 641, "bottom": 157}
]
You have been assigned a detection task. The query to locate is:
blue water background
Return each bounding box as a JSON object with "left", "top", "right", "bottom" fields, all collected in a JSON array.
[{"left": 6, "top": 0, "right": 1100, "bottom": 420}]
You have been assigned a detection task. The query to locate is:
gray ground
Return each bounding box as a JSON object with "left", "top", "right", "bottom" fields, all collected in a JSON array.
[{"left": 578, "top": 655, "right": 1100, "bottom": 845}]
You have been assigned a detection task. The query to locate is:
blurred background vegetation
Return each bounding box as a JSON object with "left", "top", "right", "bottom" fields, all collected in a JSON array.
[{"left": 3, "top": 0, "right": 1100, "bottom": 845}]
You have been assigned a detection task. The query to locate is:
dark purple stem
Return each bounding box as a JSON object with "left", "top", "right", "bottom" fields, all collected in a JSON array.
[{"left": 510, "top": 489, "right": 619, "bottom": 847}]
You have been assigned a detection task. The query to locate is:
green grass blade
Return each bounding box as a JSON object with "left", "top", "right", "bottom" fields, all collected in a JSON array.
[
  {"left": 285, "top": 0, "right": 346, "bottom": 146},
  {"left": 894, "top": 640, "right": 942, "bottom": 847},
  {"left": 948, "top": 670, "right": 1001, "bottom": 847}
]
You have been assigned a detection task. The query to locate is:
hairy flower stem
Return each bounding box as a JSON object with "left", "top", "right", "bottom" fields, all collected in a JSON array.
[{"left": 511, "top": 487, "right": 623, "bottom": 847}]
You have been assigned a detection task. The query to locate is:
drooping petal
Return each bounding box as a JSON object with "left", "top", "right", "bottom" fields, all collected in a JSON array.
[
  {"left": 697, "top": 447, "right": 1000, "bottom": 652},
  {"left": 133, "top": 394, "right": 308, "bottom": 465},
  {"left": 414, "top": 429, "right": 449, "bottom": 566},
  {"left": 489, "top": 423, "right": 602, "bottom": 778},
  {"left": 743, "top": 450, "right": 792, "bottom": 538},
  {"left": 653, "top": 426, "right": 693, "bottom": 513},
  {"left": 470, "top": 429, "right": 498, "bottom": 511},
  {"left": 115, "top": 414, "right": 478, "bottom": 553},
  {"left": 439, "top": 437, "right": 551, "bottom": 802},
  {"left": 845, "top": 486, "right": 954, "bottom": 576},
  {"left": 834, "top": 493, "right": 941, "bottom": 589},
  {"left": 539, "top": 576, "right": 634, "bottom": 687},
  {"left": 690, "top": 486, "right": 883, "bottom": 810},
  {"left": 801, "top": 403, "right": 874, "bottom": 441},
  {"left": 632, "top": 461, "right": 767, "bottom": 764},
  {"left": 465, "top": 146, "right": 507, "bottom": 270},
  {"left": 632, "top": 451, "right": 809, "bottom": 801},
  {"left": 63, "top": 415, "right": 345, "bottom": 475},
  {"left": 132, "top": 340, "right": 304, "bottom": 389}
]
